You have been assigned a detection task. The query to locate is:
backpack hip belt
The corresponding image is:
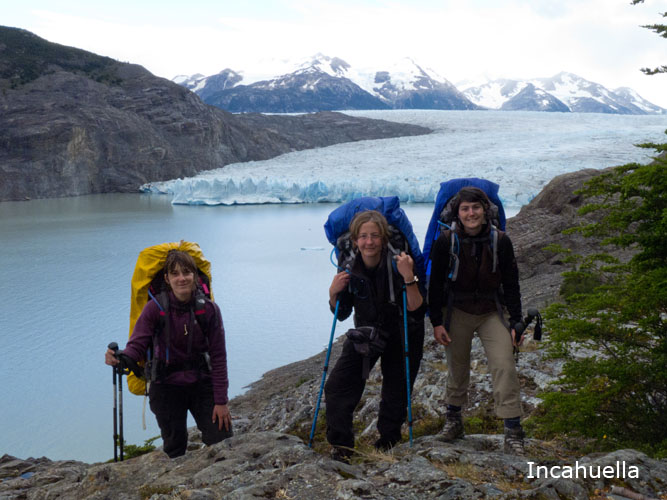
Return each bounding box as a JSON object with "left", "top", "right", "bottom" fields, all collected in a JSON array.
[{"left": 153, "top": 352, "right": 212, "bottom": 380}]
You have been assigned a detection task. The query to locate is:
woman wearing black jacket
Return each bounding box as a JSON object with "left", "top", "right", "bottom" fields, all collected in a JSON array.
[
  {"left": 325, "top": 210, "right": 426, "bottom": 462},
  {"left": 428, "top": 186, "right": 525, "bottom": 455}
]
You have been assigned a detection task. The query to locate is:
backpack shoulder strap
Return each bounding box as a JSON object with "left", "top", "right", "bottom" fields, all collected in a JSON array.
[
  {"left": 193, "top": 292, "right": 210, "bottom": 342},
  {"left": 443, "top": 226, "right": 460, "bottom": 282},
  {"left": 156, "top": 291, "right": 171, "bottom": 363},
  {"left": 490, "top": 227, "right": 505, "bottom": 273}
]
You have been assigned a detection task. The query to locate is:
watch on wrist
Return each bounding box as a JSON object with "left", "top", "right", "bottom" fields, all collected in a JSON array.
[{"left": 405, "top": 275, "right": 419, "bottom": 286}]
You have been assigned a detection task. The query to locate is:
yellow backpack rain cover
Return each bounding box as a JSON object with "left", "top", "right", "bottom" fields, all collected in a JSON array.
[{"left": 127, "top": 241, "right": 213, "bottom": 395}]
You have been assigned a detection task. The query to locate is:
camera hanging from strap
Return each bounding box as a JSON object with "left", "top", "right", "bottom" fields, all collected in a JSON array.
[{"left": 346, "top": 326, "right": 389, "bottom": 379}]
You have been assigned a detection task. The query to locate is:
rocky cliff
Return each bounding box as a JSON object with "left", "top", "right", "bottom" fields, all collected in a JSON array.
[
  {"left": 0, "top": 27, "right": 430, "bottom": 202},
  {"left": 507, "top": 167, "right": 636, "bottom": 309},
  {"left": 3, "top": 168, "right": 665, "bottom": 500}
]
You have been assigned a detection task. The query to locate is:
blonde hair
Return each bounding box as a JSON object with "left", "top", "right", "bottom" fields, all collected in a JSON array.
[{"left": 349, "top": 210, "right": 390, "bottom": 246}]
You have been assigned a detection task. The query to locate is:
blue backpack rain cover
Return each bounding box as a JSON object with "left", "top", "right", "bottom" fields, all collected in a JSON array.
[
  {"left": 324, "top": 196, "right": 426, "bottom": 284},
  {"left": 422, "top": 178, "right": 506, "bottom": 280}
]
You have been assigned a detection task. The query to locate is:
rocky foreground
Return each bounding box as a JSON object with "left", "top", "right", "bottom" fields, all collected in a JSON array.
[
  {"left": 3, "top": 435, "right": 665, "bottom": 500},
  {"left": 2, "top": 170, "right": 666, "bottom": 499}
]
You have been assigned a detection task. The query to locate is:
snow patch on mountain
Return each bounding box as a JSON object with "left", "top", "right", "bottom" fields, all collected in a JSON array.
[
  {"left": 613, "top": 87, "right": 666, "bottom": 114},
  {"left": 348, "top": 58, "right": 463, "bottom": 104},
  {"left": 464, "top": 72, "right": 665, "bottom": 114},
  {"left": 298, "top": 53, "right": 351, "bottom": 78},
  {"left": 500, "top": 84, "right": 569, "bottom": 112},
  {"left": 531, "top": 72, "right": 615, "bottom": 111},
  {"left": 463, "top": 79, "right": 528, "bottom": 109}
]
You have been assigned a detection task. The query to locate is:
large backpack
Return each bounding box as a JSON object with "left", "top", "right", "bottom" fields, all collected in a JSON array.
[
  {"left": 324, "top": 196, "right": 426, "bottom": 301},
  {"left": 126, "top": 241, "right": 214, "bottom": 396},
  {"left": 422, "top": 178, "right": 506, "bottom": 285},
  {"left": 324, "top": 197, "right": 425, "bottom": 380}
]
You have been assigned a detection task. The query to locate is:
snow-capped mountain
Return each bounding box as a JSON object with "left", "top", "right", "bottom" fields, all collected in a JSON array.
[
  {"left": 500, "top": 83, "right": 570, "bottom": 112},
  {"left": 464, "top": 72, "right": 665, "bottom": 114},
  {"left": 462, "top": 79, "right": 524, "bottom": 109},
  {"left": 173, "top": 69, "right": 244, "bottom": 102},
  {"left": 202, "top": 55, "right": 387, "bottom": 112},
  {"left": 175, "top": 58, "right": 664, "bottom": 115},
  {"left": 360, "top": 58, "right": 477, "bottom": 110},
  {"left": 607, "top": 87, "right": 665, "bottom": 115},
  {"left": 532, "top": 72, "right": 641, "bottom": 113},
  {"left": 174, "top": 54, "right": 477, "bottom": 113}
]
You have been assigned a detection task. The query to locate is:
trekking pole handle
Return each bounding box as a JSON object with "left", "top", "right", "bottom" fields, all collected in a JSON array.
[
  {"left": 108, "top": 342, "right": 120, "bottom": 366},
  {"left": 108, "top": 342, "right": 129, "bottom": 373},
  {"left": 513, "top": 321, "right": 527, "bottom": 336},
  {"left": 514, "top": 308, "right": 541, "bottom": 338},
  {"left": 107, "top": 342, "right": 143, "bottom": 378},
  {"left": 525, "top": 308, "right": 539, "bottom": 324}
]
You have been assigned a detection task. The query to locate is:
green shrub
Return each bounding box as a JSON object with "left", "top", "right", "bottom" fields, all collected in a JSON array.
[
  {"left": 530, "top": 137, "right": 667, "bottom": 458},
  {"left": 107, "top": 436, "right": 159, "bottom": 462}
]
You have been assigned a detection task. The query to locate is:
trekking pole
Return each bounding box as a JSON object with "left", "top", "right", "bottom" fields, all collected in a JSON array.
[
  {"left": 308, "top": 299, "right": 340, "bottom": 448},
  {"left": 118, "top": 356, "right": 125, "bottom": 461},
  {"left": 402, "top": 286, "right": 413, "bottom": 447},
  {"left": 108, "top": 342, "right": 119, "bottom": 462}
]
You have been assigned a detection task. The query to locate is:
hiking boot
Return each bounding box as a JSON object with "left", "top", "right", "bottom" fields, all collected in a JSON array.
[
  {"left": 503, "top": 426, "right": 525, "bottom": 455},
  {"left": 330, "top": 446, "right": 353, "bottom": 464},
  {"left": 374, "top": 436, "right": 399, "bottom": 452},
  {"left": 441, "top": 411, "right": 464, "bottom": 442}
]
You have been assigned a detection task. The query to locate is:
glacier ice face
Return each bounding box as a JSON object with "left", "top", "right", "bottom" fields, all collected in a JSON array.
[
  {"left": 142, "top": 110, "right": 666, "bottom": 209},
  {"left": 143, "top": 161, "right": 442, "bottom": 206}
]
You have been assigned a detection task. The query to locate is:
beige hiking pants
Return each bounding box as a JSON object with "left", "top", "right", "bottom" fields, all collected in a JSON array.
[{"left": 444, "top": 307, "right": 522, "bottom": 418}]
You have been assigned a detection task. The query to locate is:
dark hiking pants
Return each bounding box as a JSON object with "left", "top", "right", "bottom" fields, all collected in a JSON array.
[
  {"left": 324, "top": 327, "right": 424, "bottom": 449},
  {"left": 149, "top": 379, "right": 233, "bottom": 458}
]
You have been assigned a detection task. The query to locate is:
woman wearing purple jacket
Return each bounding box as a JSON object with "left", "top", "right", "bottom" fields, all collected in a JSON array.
[{"left": 104, "top": 250, "right": 232, "bottom": 457}]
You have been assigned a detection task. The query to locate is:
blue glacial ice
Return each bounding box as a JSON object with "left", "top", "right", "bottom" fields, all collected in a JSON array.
[{"left": 141, "top": 110, "right": 666, "bottom": 210}]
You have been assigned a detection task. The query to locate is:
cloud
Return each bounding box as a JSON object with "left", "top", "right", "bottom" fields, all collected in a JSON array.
[{"left": 9, "top": 1, "right": 667, "bottom": 107}]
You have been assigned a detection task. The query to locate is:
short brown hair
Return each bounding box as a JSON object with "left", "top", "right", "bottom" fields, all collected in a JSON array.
[
  {"left": 452, "top": 187, "right": 491, "bottom": 215},
  {"left": 164, "top": 250, "right": 198, "bottom": 276},
  {"left": 349, "top": 210, "right": 390, "bottom": 246}
]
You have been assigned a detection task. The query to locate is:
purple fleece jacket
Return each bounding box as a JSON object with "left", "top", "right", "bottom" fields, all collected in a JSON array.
[{"left": 123, "top": 291, "right": 230, "bottom": 405}]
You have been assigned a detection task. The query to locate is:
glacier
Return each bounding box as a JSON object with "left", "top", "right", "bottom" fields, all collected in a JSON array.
[
  {"left": 142, "top": 110, "right": 667, "bottom": 210},
  {"left": 142, "top": 159, "right": 443, "bottom": 205}
]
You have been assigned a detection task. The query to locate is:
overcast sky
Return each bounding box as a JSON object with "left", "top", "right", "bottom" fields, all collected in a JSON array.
[{"left": 4, "top": 0, "right": 667, "bottom": 107}]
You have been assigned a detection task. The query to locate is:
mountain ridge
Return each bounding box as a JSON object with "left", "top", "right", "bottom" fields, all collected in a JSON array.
[
  {"left": 175, "top": 56, "right": 665, "bottom": 114},
  {"left": 176, "top": 54, "right": 479, "bottom": 113},
  {"left": 464, "top": 71, "right": 664, "bottom": 114}
]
